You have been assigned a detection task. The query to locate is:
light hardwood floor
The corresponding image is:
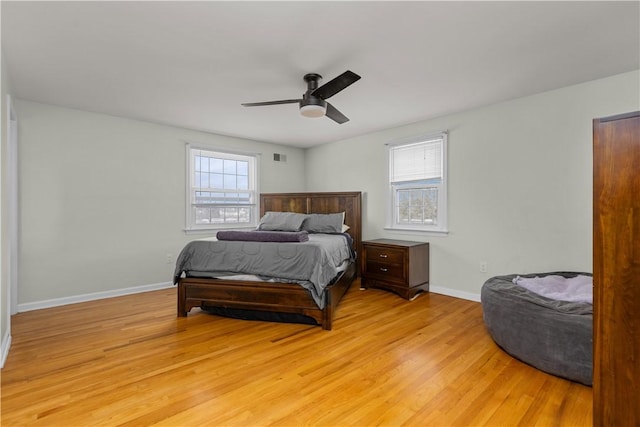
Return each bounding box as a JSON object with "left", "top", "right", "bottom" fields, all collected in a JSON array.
[{"left": 1, "top": 280, "right": 592, "bottom": 426}]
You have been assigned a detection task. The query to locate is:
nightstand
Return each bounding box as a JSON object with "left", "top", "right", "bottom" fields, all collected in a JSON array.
[{"left": 361, "top": 239, "right": 429, "bottom": 300}]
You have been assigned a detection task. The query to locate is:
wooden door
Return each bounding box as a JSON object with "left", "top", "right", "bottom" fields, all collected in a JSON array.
[{"left": 593, "top": 111, "right": 640, "bottom": 426}]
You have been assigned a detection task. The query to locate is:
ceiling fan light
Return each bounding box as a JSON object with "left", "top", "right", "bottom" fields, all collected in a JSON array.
[{"left": 300, "top": 104, "right": 326, "bottom": 118}]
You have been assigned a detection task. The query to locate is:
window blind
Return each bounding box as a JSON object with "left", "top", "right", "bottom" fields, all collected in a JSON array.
[{"left": 390, "top": 138, "right": 443, "bottom": 184}]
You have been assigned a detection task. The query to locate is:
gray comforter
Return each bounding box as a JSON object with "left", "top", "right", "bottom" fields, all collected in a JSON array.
[{"left": 173, "top": 233, "right": 354, "bottom": 308}]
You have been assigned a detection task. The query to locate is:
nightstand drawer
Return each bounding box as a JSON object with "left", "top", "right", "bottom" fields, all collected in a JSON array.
[
  {"left": 365, "top": 246, "right": 405, "bottom": 265},
  {"left": 364, "top": 260, "right": 405, "bottom": 281}
]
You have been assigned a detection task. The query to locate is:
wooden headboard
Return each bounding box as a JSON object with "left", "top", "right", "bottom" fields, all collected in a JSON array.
[{"left": 260, "top": 192, "right": 362, "bottom": 272}]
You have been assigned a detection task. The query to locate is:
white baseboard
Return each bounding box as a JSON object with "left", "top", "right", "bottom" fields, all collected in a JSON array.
[
  {"left": 13, "top": 281, "right": 478, "bottom": 313},
  {"left": 430, "top": 285, "right": 481, "bottom": 302},
  {"left": 1, "top": 328, "right": 11, "bottom": 369},
  {"left": 17, "top": 281, "right": 175, "bottom": 313}
]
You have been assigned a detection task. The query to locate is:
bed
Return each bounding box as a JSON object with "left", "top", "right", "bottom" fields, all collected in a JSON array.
[
  {"left": 175, "top": 191, "right": 362, "bottom": 330},
  {"left": 481, "top": 272, "right": 593, "bottom": 385}
]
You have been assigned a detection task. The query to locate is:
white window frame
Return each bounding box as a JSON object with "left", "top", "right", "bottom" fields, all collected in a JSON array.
[
  {"left": 386, "top": 131, "right": 448, "bottom": 234},
  {"left": 185, "top": 143, "right": 260, "bottom": 233}
]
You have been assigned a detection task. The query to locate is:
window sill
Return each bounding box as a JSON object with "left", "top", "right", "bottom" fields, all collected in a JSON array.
[
  {"left": 384, "top": 226, "right": 449, "bottom": 237},
  {"left": 184, "top": 225, "right": 257, "bottom": 235}
]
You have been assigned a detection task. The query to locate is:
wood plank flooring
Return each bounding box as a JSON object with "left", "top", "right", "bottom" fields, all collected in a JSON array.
[{"left": 1, "top": 280, "right": 592, "bottom": 426}]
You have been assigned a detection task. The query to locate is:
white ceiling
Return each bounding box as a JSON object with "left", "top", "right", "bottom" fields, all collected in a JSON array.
[{"left": 2, "top": 1, "right": 639, "bottom": 148}]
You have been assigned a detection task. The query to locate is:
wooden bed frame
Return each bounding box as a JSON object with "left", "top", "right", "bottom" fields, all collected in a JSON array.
[{"left": 177, "top": 191, "right": 362, "bottom": 330}]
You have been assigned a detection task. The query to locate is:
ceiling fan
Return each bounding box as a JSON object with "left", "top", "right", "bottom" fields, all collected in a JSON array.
[{"left": 241, "top": 70, "right": 361, "bottom": 124}]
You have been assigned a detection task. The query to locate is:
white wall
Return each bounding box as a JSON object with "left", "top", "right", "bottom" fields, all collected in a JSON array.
[
  {"left": 1, "top": 48, "right": 15, "bottom": 366},
  {"left": 15, "top": 101, "right": 306, "bottom": 306},
  {"left": 306, "top": 70, "right": 640, "bottom": 300},
  {"left": 13, "top": 70, "right": 640, "bottom": 308}
]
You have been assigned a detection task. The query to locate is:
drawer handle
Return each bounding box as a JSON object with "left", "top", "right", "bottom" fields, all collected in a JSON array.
[
  {"left": 380, "top": 267, "right": 388, "bottom": 272},
  {"left": 379, "top": 254, "right": 388, "bottom": 258}
]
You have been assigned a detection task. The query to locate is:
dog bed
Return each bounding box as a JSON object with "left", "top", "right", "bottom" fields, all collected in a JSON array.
[{"left": 481, "top": 272, "right": 593, "bottom": 385}]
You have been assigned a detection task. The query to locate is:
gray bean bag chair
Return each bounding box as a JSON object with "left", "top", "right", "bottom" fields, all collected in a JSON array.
[{"left": 481, "top": 272, "right": 592, "bottom": 385}]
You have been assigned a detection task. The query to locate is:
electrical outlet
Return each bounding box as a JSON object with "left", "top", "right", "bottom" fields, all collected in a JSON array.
[
  {"left": 166, "top": 254, "right": 173, "bottom": 264},
  {"left": 480, "top": 262, "right": 488, "bottom": 273}
]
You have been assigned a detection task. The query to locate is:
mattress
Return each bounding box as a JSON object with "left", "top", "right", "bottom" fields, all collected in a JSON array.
[{"left": 174, "top": 233, "right": 354, "bottom": 308}]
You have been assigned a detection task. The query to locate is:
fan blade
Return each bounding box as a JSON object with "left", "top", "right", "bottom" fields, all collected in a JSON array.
[
  {"left": 241, "top": 99, "right": 301, "bottom": 107},
  {"left": 325, "top": 102, "right": 349, "bottom": 124},
  {"left": 311, "top": 70, "right": 361, "bottom": 100}
]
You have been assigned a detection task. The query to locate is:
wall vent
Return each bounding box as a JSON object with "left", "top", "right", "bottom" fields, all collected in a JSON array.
[{"left": 273, "top": 153, "right": 287, "bottom": 162}]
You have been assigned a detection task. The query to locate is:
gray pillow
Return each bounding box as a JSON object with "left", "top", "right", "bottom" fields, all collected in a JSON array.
[
  {"left": 258, "top": 211, "right": 307, "bottom": 231},
  {"left": 302, "top": 212, "right": 345, "bottom": 233}
]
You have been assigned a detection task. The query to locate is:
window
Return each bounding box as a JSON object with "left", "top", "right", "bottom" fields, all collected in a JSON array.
[
  {"left": 186, "top": 145, "right": 259, "bottom": 232},
  {"left": 387, "top": 132, "right": 447, "bottom": 233}
]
